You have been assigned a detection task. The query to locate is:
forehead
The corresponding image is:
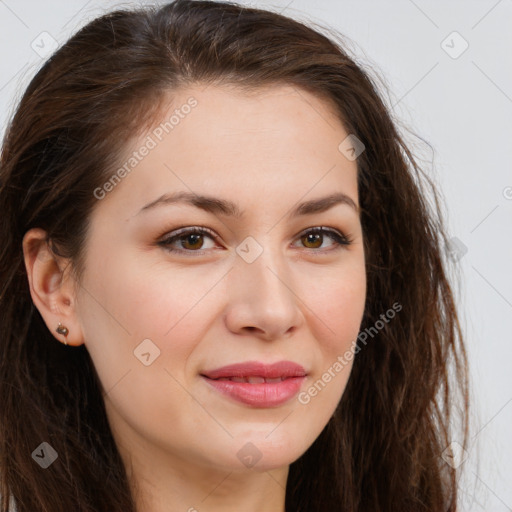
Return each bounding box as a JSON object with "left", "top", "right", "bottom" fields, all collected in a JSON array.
[{"left": 92, "top": 83, "right": 359, "bottom": 220}]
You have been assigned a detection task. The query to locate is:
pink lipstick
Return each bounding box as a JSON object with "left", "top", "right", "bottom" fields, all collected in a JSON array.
[{"left": 201, "top": 361, "right": 307, "bottom": 407}]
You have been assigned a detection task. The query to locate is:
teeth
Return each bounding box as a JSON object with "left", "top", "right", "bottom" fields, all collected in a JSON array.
[
  {"left": 247, "top": 376, "right": 265, "bottom": 384},
  {"left": 215, "top": 376, "right": 286, "bottom": 383}
]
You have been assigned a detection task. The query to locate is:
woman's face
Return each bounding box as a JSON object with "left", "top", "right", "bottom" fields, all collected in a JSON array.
[{"left": 75, "top": 84, "right": 366, "bottom": 475}]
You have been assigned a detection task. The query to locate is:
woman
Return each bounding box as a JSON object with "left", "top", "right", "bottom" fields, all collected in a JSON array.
[{"left": 0, "top": 1, "right": 470, "bottom": 510}]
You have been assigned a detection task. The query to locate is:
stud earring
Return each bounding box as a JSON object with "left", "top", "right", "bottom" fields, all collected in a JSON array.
[{"left": 56, "top": 322, "right": 69, "bottom": 345}]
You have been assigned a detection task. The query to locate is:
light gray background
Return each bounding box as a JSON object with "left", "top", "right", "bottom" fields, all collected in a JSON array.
[{"left": 1, "top": 1, "right": 511, "bottom": 510}]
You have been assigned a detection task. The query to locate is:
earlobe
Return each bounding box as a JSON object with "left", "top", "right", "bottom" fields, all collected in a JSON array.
[{"left": 22, "top": 228, "right": 84, "bottom": 347}]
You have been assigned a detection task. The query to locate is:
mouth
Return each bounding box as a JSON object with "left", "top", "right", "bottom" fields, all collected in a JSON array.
[{"left": 200, "top": 361, "right": 307, "bottom": 407}]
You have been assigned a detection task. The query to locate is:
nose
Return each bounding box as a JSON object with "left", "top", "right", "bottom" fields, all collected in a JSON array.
[{"left": 223, "top": 245, "right": 305, "bottom": 341}]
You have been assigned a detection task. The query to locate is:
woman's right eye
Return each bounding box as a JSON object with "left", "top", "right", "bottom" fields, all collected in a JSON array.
[{"left": 158, "top": 226, "right": 220, "bottom": 255}]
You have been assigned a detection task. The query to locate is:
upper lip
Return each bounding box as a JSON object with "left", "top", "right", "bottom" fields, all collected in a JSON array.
[{"left": 201, "top": 360, "right": 307, "bottom": 380}]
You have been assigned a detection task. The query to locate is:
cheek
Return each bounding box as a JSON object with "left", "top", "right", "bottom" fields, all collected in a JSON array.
[
  {"left": 305, "top": 261, "right": 366, "bottom": 350},
  {"left": 78, "top": 252, "right": 216, "bottom": 444},
  {"left": 298, "top": 262, "right": 365, "bottom": 409},
  {"left": 326, "top": 283, "right": 366, "bottom": 347},
  {"left": 91, "top": 247, "right": 219, "bottom": 338},
  {"left": 77, "top": 248, "right": 216, "bottom": 398}
]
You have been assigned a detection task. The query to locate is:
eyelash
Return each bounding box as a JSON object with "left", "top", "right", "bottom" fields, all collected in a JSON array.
[{"left": 157, "top": 225, "right": 353, "bottom": 256}]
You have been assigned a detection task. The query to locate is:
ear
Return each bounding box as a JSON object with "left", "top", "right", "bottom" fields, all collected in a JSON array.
[{"left": 22, "top": 228, "right": 84, "bottom": 347}]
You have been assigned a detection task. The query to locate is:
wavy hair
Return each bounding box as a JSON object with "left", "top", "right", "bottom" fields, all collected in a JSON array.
[{"left": 0, "top": 1, "right": 470, "bottom": 510}]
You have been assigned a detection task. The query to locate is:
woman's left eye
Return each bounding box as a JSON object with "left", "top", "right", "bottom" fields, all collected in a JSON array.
[
  {"left": 293, "top": 227, "right": 352, "bottom": 251},
  {"left": 158, "top": 226, "right": 352, "bottom": 255}
]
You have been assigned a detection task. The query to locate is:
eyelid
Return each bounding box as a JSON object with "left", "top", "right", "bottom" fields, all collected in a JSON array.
[{"left": 161, "top": 225, "right": 218, "bottom": 241}]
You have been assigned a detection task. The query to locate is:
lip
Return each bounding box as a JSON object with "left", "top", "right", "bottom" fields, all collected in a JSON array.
[{"left": 201, "top": 361, "right": 307, "bottom": 408}]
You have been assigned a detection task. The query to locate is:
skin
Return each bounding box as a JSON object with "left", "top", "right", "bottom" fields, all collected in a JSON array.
[{"left": 23, "top": 83, "right": 366, "bottom": 512}]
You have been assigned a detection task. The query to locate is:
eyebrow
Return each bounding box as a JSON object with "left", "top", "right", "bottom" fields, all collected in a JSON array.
[{"left": 136, "top": 191, "right": 359, "bottom": 218}]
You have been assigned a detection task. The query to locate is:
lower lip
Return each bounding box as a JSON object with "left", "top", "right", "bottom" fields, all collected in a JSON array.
[{"left": 202, "top": 376, "right": 306, "bottom": 407}]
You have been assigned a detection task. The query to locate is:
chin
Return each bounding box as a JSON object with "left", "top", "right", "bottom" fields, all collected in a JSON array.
[{"left": 222, "top": 430, "right": 311, "bottom": 472}]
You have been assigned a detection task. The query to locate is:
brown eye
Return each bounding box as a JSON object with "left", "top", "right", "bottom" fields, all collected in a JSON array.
[
  {"left": 294, "top": 227, "right": 352, "bottom": 252},
  {"left": 158, "top": 227, "right": 219, "bottom": 254},
  {"left": 301, "top": 232, "right": 323, "bottom": 249},
  {"left": 180, "top": 233, "right": 205, "bottom": 250}
]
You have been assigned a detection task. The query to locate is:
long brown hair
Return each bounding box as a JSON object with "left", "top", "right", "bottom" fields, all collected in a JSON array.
[{"left": 0, "top": 1, "right": 470, "bottom": 510}]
